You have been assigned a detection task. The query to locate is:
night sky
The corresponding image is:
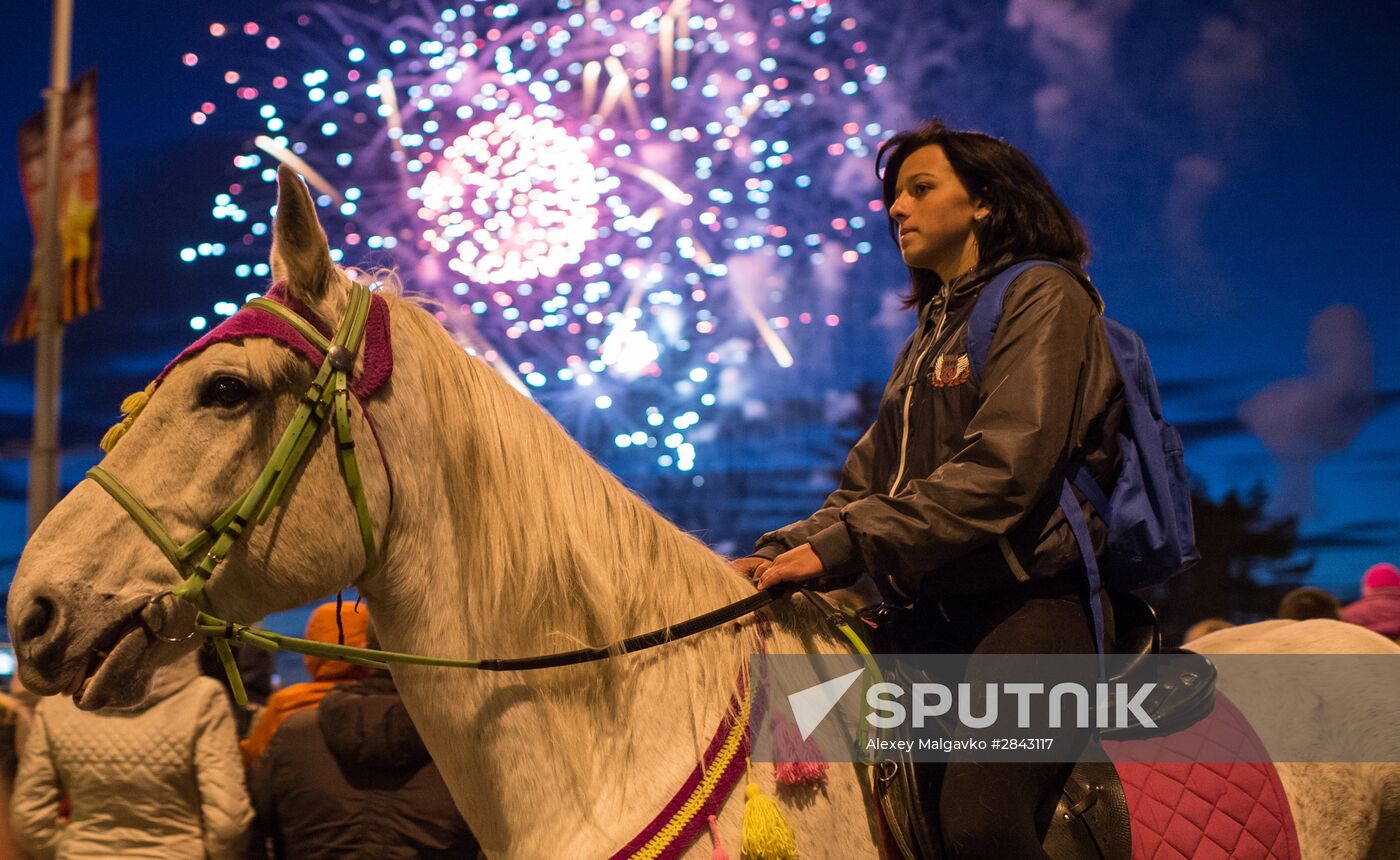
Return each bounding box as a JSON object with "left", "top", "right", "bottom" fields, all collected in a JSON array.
[{"left": 2, "top": 0, "right": 1397, "bottom": 638}]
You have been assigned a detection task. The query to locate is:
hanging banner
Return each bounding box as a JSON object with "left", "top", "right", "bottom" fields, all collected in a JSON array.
[{"left": 7, "top": 68, "right": 101, "bottom": 343}]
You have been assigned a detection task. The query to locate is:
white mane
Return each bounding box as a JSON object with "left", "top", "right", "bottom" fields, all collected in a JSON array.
[
  {"left": 369, "top": 294, "right": 782, "bottom": 828},
  {"left": 388, "top": 294, "right": 758, "bottom": 647}
]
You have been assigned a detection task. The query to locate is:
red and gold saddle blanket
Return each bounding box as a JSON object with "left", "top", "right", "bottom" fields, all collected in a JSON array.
[{"left": 1104, "top": 694, "right": 1302, "bottom": 860}]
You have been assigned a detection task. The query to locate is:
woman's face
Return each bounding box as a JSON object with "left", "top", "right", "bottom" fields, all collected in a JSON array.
[{"left": 888, "top": 144, "right": 989, "bottom": 277}]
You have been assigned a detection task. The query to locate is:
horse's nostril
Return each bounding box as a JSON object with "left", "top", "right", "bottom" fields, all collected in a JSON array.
[{"left": 19, "top": 596, "right": 57, "bottom": 642}]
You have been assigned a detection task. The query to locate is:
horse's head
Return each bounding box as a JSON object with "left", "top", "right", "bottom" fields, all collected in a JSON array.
[{"left": 8, "top": 166, "right": 391, "bottom": 709}]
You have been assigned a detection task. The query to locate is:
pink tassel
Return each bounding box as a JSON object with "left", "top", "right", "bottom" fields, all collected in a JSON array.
[
  {"left": 708, "top": 814, "right": 731, "bottom": 860},
  {"left": 773, "top": 713, "right": 829, "bottom": 786}
]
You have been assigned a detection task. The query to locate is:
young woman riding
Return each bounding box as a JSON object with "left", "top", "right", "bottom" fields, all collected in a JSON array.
[{"left": 732, "top": 117, "right": 1123, "bottom": 860}]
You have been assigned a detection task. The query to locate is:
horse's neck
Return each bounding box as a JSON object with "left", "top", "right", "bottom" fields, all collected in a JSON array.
[
  {"left": 362, "top": 312, "right": 760, "bottom": 854},
  {"left": 378, "top": 308, "right": 753, "bottom": 650}
]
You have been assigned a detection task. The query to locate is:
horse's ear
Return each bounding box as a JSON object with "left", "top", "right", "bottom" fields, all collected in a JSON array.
[{"left": 270, "top": 164, "right": 336, "bottom": 304}]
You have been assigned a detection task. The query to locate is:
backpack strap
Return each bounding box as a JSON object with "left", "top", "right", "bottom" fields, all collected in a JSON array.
[
  {"left": 966, "top": 260, "right": 1109, "bottom": 668},
  {"left": 1061, "top": 483, "right": 1107, "bottom": 676},
  {"left": 965, "top": 259, "right": 1065, "bottom": 385},
  {"left": 1070, "top": 464, "right": 1112, "bottom": 666}
]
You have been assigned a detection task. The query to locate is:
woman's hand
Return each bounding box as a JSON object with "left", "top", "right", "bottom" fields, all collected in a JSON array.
[
  {"left": 730, "top": 556, "right": 771, "bottom": 581},
  {"left": 755, "top": 544, "right": 825, "bottom": 590}
]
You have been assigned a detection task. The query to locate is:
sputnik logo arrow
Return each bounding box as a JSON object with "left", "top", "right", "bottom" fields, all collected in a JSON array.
[{"left": 787, "top": 668, "right": 865, "bottom": 740}]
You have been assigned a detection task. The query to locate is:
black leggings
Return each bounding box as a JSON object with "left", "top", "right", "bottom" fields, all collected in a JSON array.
[{"left": 890, "top": 586, "right": 1115, "bottom": 860}]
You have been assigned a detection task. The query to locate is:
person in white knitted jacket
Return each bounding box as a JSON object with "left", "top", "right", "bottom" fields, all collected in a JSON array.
[{"left": 9, "top": 652, "right": 251, "bottom": 859}]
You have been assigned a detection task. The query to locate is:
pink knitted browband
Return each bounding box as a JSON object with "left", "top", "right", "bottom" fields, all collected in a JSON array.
[
  {"left": 155, "top": 280, "right": 394, "bottom": 399},
  {"left": 152, "top": 280, "right": 396, "bottom": 507}
]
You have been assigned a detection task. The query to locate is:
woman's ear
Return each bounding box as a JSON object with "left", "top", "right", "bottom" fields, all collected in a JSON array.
[{"left": 270, "top": 164, "right": 336, "bottom": 305}]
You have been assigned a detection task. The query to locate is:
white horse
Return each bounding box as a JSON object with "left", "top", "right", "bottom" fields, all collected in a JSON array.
[{"left": 8, "top": 168, "right": 1399, "bottom": 859}]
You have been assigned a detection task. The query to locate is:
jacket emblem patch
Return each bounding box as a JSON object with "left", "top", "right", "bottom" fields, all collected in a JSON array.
[{"left": 930, "top": 353, "right": 971, "bottom": 388}]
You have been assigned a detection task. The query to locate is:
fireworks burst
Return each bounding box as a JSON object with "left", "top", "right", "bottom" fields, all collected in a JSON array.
[{"left": 181, "top": 0, "right": 896, "bottom": 476}]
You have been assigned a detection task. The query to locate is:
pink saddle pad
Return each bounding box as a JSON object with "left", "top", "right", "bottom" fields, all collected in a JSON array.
[{"left": 1104, "top": 694, "right": 1302, "bottom": 860}]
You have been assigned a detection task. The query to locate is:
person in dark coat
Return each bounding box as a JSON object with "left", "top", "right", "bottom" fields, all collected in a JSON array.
[
  {"left": 240, "top": 602, "right": 372, "bottom": 765},
  {"left": 247, "top": 670, "right": 478, "bottom": 859},
  {"left": 735, "top": 117, "right": 1122, "bottom": 859}
]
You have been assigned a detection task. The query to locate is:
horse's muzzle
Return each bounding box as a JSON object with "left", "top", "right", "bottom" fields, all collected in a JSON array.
[{"left": 10, "top": 588, "right": 77, "bottom": 692}]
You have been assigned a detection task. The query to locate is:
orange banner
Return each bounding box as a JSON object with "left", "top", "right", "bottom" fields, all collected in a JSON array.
[{"left": 7, "top": 68, "right": 101, "bottom": 343}]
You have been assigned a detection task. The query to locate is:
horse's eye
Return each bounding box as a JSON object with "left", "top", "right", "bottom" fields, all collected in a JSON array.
[{"left": 199, "top": 375, "right": 255, "bottom": 409}]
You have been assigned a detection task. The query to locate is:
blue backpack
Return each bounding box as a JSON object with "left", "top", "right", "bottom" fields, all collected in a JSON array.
[{"left": 966, "top": 260, "right": 1200, "bottom": 655}]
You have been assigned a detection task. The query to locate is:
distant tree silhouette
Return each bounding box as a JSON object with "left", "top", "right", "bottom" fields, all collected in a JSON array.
[{"left": 1148, "top": 481, "right": 1308, "bottom": 645}]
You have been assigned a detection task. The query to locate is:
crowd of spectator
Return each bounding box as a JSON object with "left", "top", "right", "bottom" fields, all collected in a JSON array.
[
  {"left": 0, "top": 601, "right": 479, "bottom": 859},
  {"left": 1180, "top": 561, "right": 1400, "bottom": 645}
]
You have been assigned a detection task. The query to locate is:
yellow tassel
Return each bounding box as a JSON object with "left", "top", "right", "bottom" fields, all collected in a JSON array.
[
  {"left": 101, "top": 381, "right": 157, "bottom": 452},
  {"left": 99, "top": 420, "right": 129, "bottom": 453},
  {"left": 120, "top": 382, "right": 156, "bottom": 417},
  {"left": 741, "top": 780, "right": 798, "bottom": 859}
]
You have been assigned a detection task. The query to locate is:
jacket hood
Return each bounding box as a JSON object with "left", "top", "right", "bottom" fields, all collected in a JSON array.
[
  {"left": 317, "top": 673, "right": 432, "bottom": 772},
  {"left": 105, "top": 652, "right": 199, "bottom": 713},
  {"left": 303, "top": 602, "right": 372, "bottom": 682}
]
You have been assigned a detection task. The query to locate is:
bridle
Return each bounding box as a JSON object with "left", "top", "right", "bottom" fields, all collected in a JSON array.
[
  {"left": 89, "top": 281, "right": 385, "bottom": 703},
  {"left": 88, "top": 280, "right": 874, "bottom": 706}
]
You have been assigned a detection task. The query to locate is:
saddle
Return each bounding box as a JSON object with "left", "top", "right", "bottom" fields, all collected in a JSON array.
[{"left": 872, "top": 592, "right": 1217, "bottom": 860}]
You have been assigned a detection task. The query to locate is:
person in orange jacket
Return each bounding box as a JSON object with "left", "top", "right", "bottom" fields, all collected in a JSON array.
[{"left": 240, "top": 602, "right": 371, "bottom": 766}]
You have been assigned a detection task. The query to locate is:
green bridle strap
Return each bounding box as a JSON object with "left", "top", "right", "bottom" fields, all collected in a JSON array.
[
  {"left": 85, "top": 468, "right": 242, "bottom": 699},
  {"left": 333, "top": 374, "right": 380, "bottom": 573},
  {"left": 85, "top": 467, "right": 224, "bottom": 611},
  {"left": 88, "top": 282, "right": 383, "bottom": 706},
  {"left": 87, "top": 467, "right": 187, "bottom": 574},
  {"left": 798, "top": 590, "right": 889, "bottom": 754},
  {"left": 245, "top": 297, "right": 332, "bottom": 352},
  {"left": 193, "top": 612, "right": 479, "bottom": 672}
]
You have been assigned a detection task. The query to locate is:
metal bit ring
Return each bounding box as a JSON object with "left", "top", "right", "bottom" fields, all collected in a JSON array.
[{"left": 138, "top": 592, "right": 196, "bottom": 643}]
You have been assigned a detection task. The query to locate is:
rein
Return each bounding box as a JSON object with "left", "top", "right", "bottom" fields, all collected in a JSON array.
[
  {"left": 89, "top": 281, "right": 870, "bottom": 706},
  {"left": 189, "top": 583, "right": 797, "bottom": 678}
]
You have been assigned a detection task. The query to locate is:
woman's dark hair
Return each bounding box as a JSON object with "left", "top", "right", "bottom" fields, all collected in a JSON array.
[{"left": 876, "top": 118, "right": 1089, "bottom": 307}]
